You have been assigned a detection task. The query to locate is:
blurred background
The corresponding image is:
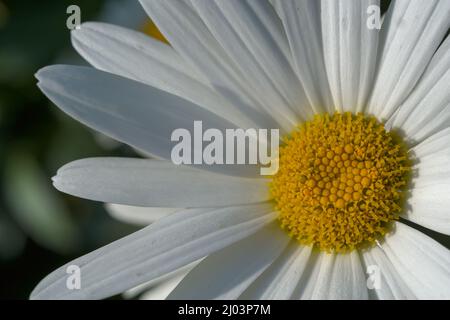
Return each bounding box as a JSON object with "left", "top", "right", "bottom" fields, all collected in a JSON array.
[{"left": 0, "top": 0, "right": 448, "bottom": 300}]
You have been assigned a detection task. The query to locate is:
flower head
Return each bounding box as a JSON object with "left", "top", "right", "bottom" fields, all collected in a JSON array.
[{"left": 33, "top": 0, "right": 450, "bottom": 300}]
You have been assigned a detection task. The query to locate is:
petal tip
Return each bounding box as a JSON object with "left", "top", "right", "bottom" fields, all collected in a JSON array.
[{"left": 34, "top": 67, "right": 50, "bottom": 82}]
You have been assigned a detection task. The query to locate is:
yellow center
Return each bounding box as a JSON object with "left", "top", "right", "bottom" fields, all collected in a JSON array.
[
  {"left": 140, "top": 20, "right": 169, "bottom": 44},
  {"left": 270, "top": 112, "right": 410, "bottom": 253}
]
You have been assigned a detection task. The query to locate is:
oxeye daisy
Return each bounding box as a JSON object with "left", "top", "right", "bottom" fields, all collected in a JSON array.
[{"left": 32, "top": 0, "right": 450, "bottom": 300}]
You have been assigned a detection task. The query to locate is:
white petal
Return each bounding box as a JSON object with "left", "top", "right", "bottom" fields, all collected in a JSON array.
[
  {"left": 410, "top": 127, "right": 450, "bottom": 187},
  {"left": 361, "top": 245, "right": 416, "bottom": 299},
  {"left": 190, "top": 0, "right": 310, "bottom": 126},
  {"left": 31, "top": 204, "right": 277, "bottom": 300},
  {"left": 405, "top": 129, "right": 450, "bottom": 234},
  {"left": 72, "top": 22, "right": 204, "bottom": 84},
  {"left": 167, "top": 223, "right": 289, "bottom": 300},
  {"left": 239, "top": 242, "right": 312, "bottom": 300},
  {"left": 53, "top": 158, "right": 270, "bottom": 208},
  {"left": 410, "top": 128, "right": 450, "bottom": 189},
  {"left": 273, "top": 0, "right": 333, "bottom": 113},
  {"left": 405, "top": 189, "right": 450, "bottom": 236},
  {"left": 122, "top": 260, "right": 200, "bottom": 299},
  {"left": 406, "top": 191, "right": 450, "bottom": 236},
  {"left": 411, "top": 127, "right": 450, "bottom": 158},
  {"left": 298, "top": 251, "right": 368, "bottom": 300},
  {"left": 105, "top": 204, "right": 180, "bottom": 226},
  {"left": 71, "top": 22, "right": 259, "bottom": 129},
  {"left": 140, "top": 271, "right": 189, "bottom": 300},
  {"left": 387, "top": 36, "right": 450, "bottom": 142},
  {"left": 321, "top": 0, "right": 380, "bottom": 113},
  {"left": 380, "top": 223, "right": 450, "bottom": 299},
  {"left": 36, "top": 65, "right": 259, "bottom": 177},
  {"left": 139, "top": 0, "right": 281, "bottom": 131},
  {"left": 368, "top": 0, "right": 450, "bottom": 119}
]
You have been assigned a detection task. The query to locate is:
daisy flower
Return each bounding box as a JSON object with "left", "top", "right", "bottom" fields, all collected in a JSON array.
[{"left": 32, "top": 0, "right": 450, "bottom": 300}]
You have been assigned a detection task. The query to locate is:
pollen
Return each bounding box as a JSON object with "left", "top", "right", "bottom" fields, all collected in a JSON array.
[{"left": 270, "top": 112, "right": 410, "bottom": 253}]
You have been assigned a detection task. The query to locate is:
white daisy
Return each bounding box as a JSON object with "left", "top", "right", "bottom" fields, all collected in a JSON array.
[{"left": 32, "top": 0, "right": 450, "bottom": 300}]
